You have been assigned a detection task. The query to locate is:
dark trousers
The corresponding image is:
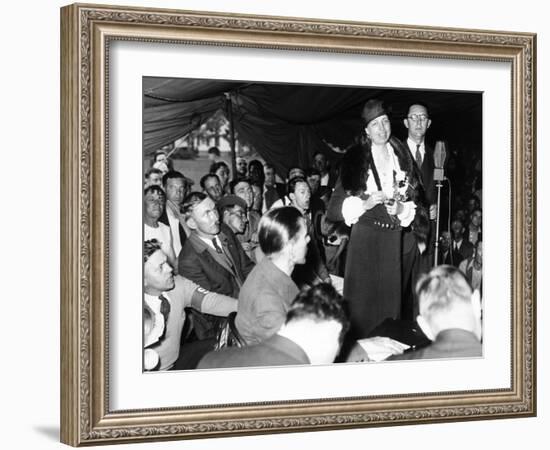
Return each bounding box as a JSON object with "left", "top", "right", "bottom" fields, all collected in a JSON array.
[
  {"left": 401, "top": 237, "right": 419, "bottom": 321},
  {"left": 171, "top": 338, "right": 216, "bottom": 371}
]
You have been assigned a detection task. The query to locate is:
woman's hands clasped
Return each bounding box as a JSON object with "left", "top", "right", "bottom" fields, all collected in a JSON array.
[
  {"left": 384, "top": 197, "right": 404, "bottom": 216},
  {"left": 364, "top": 191, "right": 386, "bottom": 210}
]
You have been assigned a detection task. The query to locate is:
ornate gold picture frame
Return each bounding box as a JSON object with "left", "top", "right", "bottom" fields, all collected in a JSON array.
[{"left": 60, "top": 3, "right": 536, "bottom": 446}]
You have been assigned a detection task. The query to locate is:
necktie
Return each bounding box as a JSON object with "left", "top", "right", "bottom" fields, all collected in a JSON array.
[
  {"left": 415, "top": 144, "right": 422, "bottom": 167},
  {"left": 304, "top": 212, "right": 312, "bottom": 233},
  {"left": 158, "top": 294, "right": 171, "bottom": 323},
  {"left": 212, "top": 237, "right": 241, "bottom": 285},
  {"left": 212, "top": 237, "right": 223, "bottom": 254}
]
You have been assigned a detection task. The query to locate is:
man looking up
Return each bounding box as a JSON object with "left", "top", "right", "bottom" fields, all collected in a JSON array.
[
  {"left": 287, "top": 176, "right": 331, "bottom": 289},
  {"left": 218, "top": 194, "right": 256, "bottom": 259},
  {"left": 178, "top": 192, "right": 254, "bottom": 299},
  {"left": 232, "top": 179, "right": 261, "bottom": 260},
  {"left": 143, "top": 239, "right": 237, "bottom": 370}
]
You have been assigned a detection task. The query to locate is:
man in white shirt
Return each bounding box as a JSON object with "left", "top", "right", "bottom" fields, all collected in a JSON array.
[
  {"left": 143, "top": 185, "right": 177, "bottom": 269},
  {"left": 403, "top": 102, "right": 436, "bottom": 217},
  {"left": 402, "top": 102, "right": 437, "bottom": 319},
  {"left": 160, "top": 170, "right": 192, "bottom": 257},
  {"left": 143, "top": 239, "right": 237, "bottom": 370}
]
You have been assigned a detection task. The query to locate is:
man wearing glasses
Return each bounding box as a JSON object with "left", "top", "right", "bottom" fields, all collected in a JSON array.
[
  {"left": 218, "top": 195, "right": 251, "bottom": 251},
  {"left": 402, "top": 102, "right": 437, "bottom": 320},
  {"left": 403, "top": 103, "right": 437, "bottom": 219}
]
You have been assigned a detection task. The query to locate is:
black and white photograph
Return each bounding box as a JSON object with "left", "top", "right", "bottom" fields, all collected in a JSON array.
[
  {"left": 55, "top": 1, "right": 538, "bottom": 447},
  {"left": 142, "top": 78, "right": 483, "bottom": 372}
]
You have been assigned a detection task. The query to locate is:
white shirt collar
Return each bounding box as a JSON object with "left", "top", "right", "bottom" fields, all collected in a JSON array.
[
  {"left": 144, "top": 293, "right": 163, "bottom": 312},
  {"left": 198, "top": 234, "right": 219, "bottom": 250},
  {"left": 143, "top": 293, "right": 166, "bottom": 348},
  {"left": 407, "top": 137, "right": 425, "bottom": 158}
]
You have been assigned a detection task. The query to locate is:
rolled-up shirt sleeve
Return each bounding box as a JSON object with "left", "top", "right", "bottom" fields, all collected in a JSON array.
[
  {"left": 342, "top": 196, "right": 365, "bottom": 226},
  {"left": 397, "top": 201, "right": 416, "bottom": 227}
]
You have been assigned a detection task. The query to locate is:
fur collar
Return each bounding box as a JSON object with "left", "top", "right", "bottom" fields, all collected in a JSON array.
[
  {"left": 341, "top": 137, "right": 416, "bottom": 196},
  {"left": 339, "top": 137, "right": 429, "bottom": 243}
]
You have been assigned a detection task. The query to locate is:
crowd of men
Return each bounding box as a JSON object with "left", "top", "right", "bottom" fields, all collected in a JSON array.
[{"left": 143, "top": 101, "right": 483, "bottom": 371}]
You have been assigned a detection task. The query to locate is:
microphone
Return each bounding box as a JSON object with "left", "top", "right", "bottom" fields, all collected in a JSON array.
[{"left": 433, "top": 140, "right": 447, "bottom": 181}]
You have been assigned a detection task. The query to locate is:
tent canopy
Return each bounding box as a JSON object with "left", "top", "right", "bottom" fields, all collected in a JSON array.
[{"left": 144, "top": 77, "right": 482, "bottom": 177}]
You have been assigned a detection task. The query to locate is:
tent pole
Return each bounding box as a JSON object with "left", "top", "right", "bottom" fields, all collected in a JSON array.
[{"left": 225, "top": 93, "right": 237, "bottom": 179}]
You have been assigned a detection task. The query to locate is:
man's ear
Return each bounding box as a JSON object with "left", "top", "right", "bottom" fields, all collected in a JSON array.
[
  {"left": 186, "top": 216, "right": 197, "bottom": 231},
  {"left": 222, "top": 210, "right": 230, "bottom": 224},
  {"left": 416, "top": 314, "right": 435, "bottom": 341},
  {"left": 426, "top": 119, "right": 432, "bottom": 129},
  {"left": 289, "top": 192, "right": 296, "bottom": 203},
  {"left": 470, "top": 289, "right": 482, "bottom": 320}
]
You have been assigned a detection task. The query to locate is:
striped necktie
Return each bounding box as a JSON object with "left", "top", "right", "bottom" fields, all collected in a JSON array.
[
  {"left": 415, "top": 144, "right": 422, "bottom": 167},
  {"left": 212, "top": 237, "right": 223, "bottom": 254}
]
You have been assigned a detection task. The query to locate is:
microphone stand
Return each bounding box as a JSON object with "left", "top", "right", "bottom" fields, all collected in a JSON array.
[
  {"left": 433, "top": 178, "right": 443, "bottom": 267},
  {"left": 432, "top": 141, "right": 447, "bottom": 267}
]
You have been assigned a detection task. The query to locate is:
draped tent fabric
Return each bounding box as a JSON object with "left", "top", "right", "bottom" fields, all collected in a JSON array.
[
  {"left": 143, "top": 77, "right": 482, "bottom": 177},
  {"left": 143, "top": 78, "right": 239, "bottom": 153},
  {"left": 227, "top": 84, "right": 373, "bottom": 176}
]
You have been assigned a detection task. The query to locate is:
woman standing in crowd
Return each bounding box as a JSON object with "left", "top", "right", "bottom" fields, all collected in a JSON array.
[{"left": 327, "top": 99, "right": 427, "bottom": 339}]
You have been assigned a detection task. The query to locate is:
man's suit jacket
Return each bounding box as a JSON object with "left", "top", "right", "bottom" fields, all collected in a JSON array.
[
  {"left": 439, "top": 247, "right": 464, "bottom": 267},
  {"left": 177, "top": 224, "right": 254, "bottom": 298},
  {"left": 407, "top": 141, "right": 436, "bottom": 205},
  {"left": 390, "top": 328, "right": 482, "bottom": 360},
  {"left": 159, "top": 205, "right": 187, "bottom": 256},
  {"left": 263, "top": 182, "right": 286, "bottom": 211},
  {"left": 408, "top": 141, "right": 437, "bottom": 256},
  {"left": 197, "top": 334, "right": 310, "bottom": 369},
  {"left": 418, "top": 143, "right": 436, "bottom": 205},
  {"left": 453, "top": 239, "right": 474, "bottom": 262}
]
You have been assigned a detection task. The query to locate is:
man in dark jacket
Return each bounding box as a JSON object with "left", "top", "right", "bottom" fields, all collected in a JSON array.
[
  {"left": 178, "top": 192, "right": 254, "bottom": 298},
  {"left": 391, "top": 265, "right": 482, "bottom": 361},
  {"left": 402, "top": 102, "right": 437, "bottom": 318}
]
